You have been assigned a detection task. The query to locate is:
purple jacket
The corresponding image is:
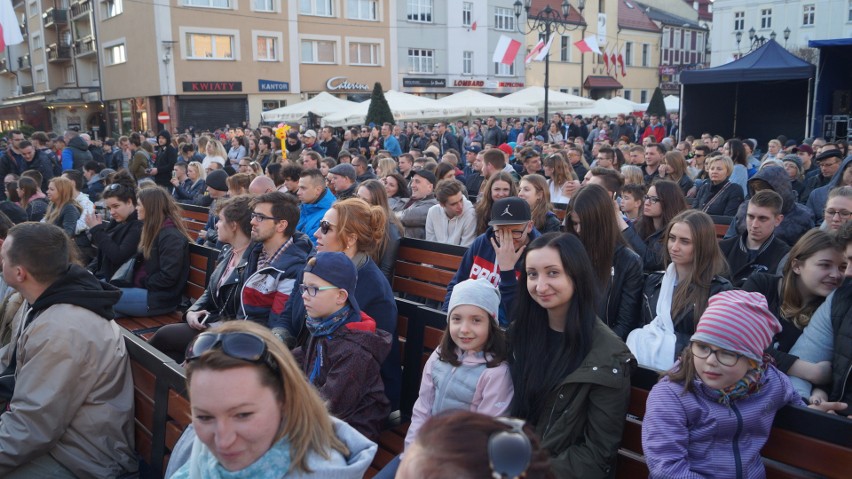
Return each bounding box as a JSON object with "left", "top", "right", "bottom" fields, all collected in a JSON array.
[{"left": 642, "top": 365, "right": 803, "bottom": 479}]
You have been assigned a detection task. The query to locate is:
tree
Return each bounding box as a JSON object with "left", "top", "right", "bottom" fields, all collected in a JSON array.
[
  {"left": 646, "top": 87, "right": 667, "bottom": 118},
  {"left": 365, "top": 82, "right": 394, "bottom": 126}
]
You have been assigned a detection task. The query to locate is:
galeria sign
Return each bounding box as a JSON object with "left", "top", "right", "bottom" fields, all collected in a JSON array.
[{"left": 326, "top": 76, "right": 370, "bottom": 91}]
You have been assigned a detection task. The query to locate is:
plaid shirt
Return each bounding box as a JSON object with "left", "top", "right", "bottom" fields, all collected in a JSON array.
[{"left": 257, "top": 237, "right": 293, "bottom": 270}]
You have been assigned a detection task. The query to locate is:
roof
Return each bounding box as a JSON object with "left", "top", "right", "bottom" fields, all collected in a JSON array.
[
  {"left": 687, "top": 0, "right": 714, "bottom": 22},
  {"left": 527, "top": 0, "right": 586, "bottom": 26},
  {"left": 584, "top": 76, "right": 624, "bottom": 89},
  {"left": 680, "top": 39, "right": 814, "bottom": 84},
  {"left": 618, "top": 0, "right": 661, "bottom": 33},
  {"left": 637, "top": 2, "right": 704, "bottom": 30},
  {"left": 809, "top": 38, "right": 852, "bottom": 48}
]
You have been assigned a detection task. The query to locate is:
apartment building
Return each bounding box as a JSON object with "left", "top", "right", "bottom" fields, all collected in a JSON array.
[
  {"left": 397, "top": 0, "right": 526, "bottom": 98},
  {"left": 639, "top": 2, "right": 708, "bottom": 96}
]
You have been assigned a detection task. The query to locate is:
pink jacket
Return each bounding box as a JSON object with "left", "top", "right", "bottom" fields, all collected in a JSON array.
[{"left": 404, "top": 347, "right": 514, "bottom": 450}]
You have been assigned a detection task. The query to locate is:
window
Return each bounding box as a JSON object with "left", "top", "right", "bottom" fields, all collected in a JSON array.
[
  {"left": 104, "top": 0, "right": 123, "bottom": 18},
  {"left": 494, "top": 7, "right": 514, "bottom": 31},
  {"left": 300, "top": 0, "right": 333, "bottom": 16},
  {"left": 803, "top": 4, "right": 815, "bottom": 26},
  {"left": 32, "top": 33, "right": 42, "bottom": 50},
  {"left": 624, "top": 90, "right": 632, "bottom": 100},
  {"left": 760, "top": 8, "right": 772, "bottom": 29},
  {"left": 572, "top": 87, "right": 579, "bottom": 96},
  {"left": 104, "top": 43, "right": 126, "bottom": 65},
  {"left": 349, "top": 42, "right": 380, "bottom": 65},
  {"left": 408, "top": 48, "right": 434, "bottom": 73},
  {"left": 184, "top": 0, "right": 231, "bottom": 8},
  {"left": 407, "top": 0, "right": 432, "bottom": 22},
  {"left": 256, "top": 35, "right": 278, "bottom": 61},
  {"left": 849, "top": 0, "right": 852, "bottom": 22},
  {"left": 560, "top": 36, "right": 570, "bottom": 62},
  {"left": 624, "top": 41, "right": 633, "bottom": 66},
  {"left": 64, "top": 66, "right": 74, "bottom": 84},
  {"left": 462, "top": 50, "right": 472, "bottom": 74},
  {"left": 734, "top": 11, "right": 744, "bottom": 31},
  {"left": 262, "top": 100, "right": 286, "bottom": 111},
  {"left": 27, "top": 0, "right": 37, "bottom": 17},
  {"left": 494, "top": 61, "right": 514, "bottom": 76},
  {"left": 641, "top": 43, "right": 649, "bottom": 66},
  {"left": 348, "top": 0, "right": 378, "bottom": 21},
  {"left": 301, "top": 39, "right": 336, "bottom": 63},
  {"left": 35, "top": 67, "right": 45, "bottom": 84},
  {"left": 662, "top": 28, "right": 670, "bottom": 49},
  {"left": 462, "top": 2, "right": 472, "bottom": 26},
  {"left": 253, "top": 0, "right": 276, "bottom": 12},
  {"left": 640, "top": 90, "right": 648, "bottom": 103},
  {"left": 186, "top": 33, "right": 234, "bottom": 60}
]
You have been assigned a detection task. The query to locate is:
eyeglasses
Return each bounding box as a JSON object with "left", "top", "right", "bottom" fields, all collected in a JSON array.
[
  {"left": 690, "top": 342, "right": 743, "bottom": 367},
  {"left": 820, "top": 161, "right": 840, "bottom": 168},
  {"left": 644, "top": 195, "right": 661, "bottom": 204},
  {"left": 488, "top": 417, "right": 532, "bottom": 479},
  {"left": 250, "top": 212, "right": 279, "bottom": 222},
  {"left": 186, "top": 332, "right": 279, "bottom": 372},
  {"left": 693, "top": 153, "right": 705, "bottom": 158},
  {"left": 319, "top": 220, "right": 335, "bottom": 234},
  {"left": 825, "top": 209, "right": 852, "bottom": 219},
  {"left": 299, "top": 284, "right": 339, "bottom": 297}
]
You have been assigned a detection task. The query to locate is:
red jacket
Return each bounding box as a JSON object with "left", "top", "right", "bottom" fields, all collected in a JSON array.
[{"left": 642, "top": 123, "right": 666, "bottom": 143}]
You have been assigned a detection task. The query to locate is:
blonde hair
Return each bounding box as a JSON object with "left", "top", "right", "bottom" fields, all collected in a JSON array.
[
  {"left": 331, "top": 198, "right": 387, "bottom": 263},
  {"left": 620, "top": 165, "right": 644, "bottom": 186},
  {"left": 188, "top": 161, "right": 206, "bottom": 182},
  {"left": 207, "top": 139, "right": 228, "bottom": 158},
  {"left": 44, "top": 177, "right": 81, "bottom": 225},
  {"left": 185, "top": 321, "right": 348, "bottom": 474}
]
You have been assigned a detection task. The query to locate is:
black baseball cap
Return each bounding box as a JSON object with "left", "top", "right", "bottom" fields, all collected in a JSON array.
[{"left": 489, "top": 197, "right": 531, "bottom": 226}]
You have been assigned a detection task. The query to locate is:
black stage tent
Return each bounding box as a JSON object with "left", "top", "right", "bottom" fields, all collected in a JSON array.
[{"left": 679, "top": 40, "right": 815, "bottom": 147}]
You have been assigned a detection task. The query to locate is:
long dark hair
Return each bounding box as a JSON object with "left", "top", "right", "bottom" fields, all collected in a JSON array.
[
  {"left": 636, "top": 180, "right": 688, "bottom": 239},
  {"left": 510, "top": 233, "right": 598, "bottom": 422},
  {"left": 567, "top": 184, "right": 627, "bottom": 286},
  {"left": 727, "top": 139, "right": 748, "bottom": 167}
]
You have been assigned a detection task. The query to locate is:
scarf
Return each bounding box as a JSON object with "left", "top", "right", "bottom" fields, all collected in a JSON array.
[
  {"left": 176, "top": 434, "right": 291, "bottom": 479},
  {"left": 712, "top": 358, "right": 767, "bottom": 407},
  {"left": 306, "top": 305, "right": 352, "bottom": 384},
  {"left": 626, "top": 264, "right": 678, "bottom": 370}
]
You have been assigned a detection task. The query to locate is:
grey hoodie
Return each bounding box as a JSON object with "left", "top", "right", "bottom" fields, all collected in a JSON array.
[{"left": 732, "top": 165, "right": 814, "bottom": 246}]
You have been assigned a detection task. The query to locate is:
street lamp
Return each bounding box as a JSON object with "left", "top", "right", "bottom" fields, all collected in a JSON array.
[
  {"left": 514, "top": 0, "right": 585, "bottom": 124},
  {"left": 735, "top": 30, "right": 742, "bottom": 54},
  {"left": 783, "top": 27, "right": 791, "bottom": 48},
  {"left": 746, "top": 26, "right": 767, "bottom": 52}
]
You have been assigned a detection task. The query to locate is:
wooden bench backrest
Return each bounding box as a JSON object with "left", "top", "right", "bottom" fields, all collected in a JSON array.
[
  {"left": 187, "top": 243, "right": 219, "bottom": 301},
  {"left": 710, "top": 214, "right": 734, "bottom": 240},
  {"left": 123, "top": 328, "right": 190, "bottom": 478},
  {"left": 552, "top": 202, "right": 568, "bottom": 222},
  {"left": 178, "top": 203, "right": 209, "bottom": 241},
  {"left": 392, "top": 238, "right": 466, "bottom": 304},
  {"left": 617, "top": 366, "right": 852, "bottom": 479}
]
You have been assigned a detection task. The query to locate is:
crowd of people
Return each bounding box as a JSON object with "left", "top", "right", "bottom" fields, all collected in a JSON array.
[{"left": 0, "top": 112, "right": 849, "bottom": 478}]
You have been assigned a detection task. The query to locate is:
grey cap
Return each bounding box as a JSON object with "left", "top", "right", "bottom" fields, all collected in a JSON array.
[
  {"left": 447, "top": 278, "right": 501, "bottom": 324},
  {"left": 329, "top": 163, "right": 357, "bottom": 181}
]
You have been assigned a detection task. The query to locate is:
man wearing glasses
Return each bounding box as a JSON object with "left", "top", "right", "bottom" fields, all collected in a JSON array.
[
  {"left": 805, "top": 149, "right": 852, "bottom": 224},
  {"left": 242, "top": 192, "right": 314, "bottom": 347}
]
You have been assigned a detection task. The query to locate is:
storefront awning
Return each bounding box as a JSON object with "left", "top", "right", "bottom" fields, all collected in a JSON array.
[{"left": 583, "top": 76, "right": 623, "bottom": 90}]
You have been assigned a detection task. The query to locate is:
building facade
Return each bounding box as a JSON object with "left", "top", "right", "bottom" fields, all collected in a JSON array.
[
  {"left": 640, "top": 2, "right": 709, "bottom": 96},
  {"left": 710, "top": 0, "right": 852, "bottom": 67}
]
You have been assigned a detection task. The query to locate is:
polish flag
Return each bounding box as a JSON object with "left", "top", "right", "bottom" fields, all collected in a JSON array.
[
  {"left": 610, "top": 51, "right": 617, "bottom": 74},
  {"left": 534, "top": 34, "right": 555, "bottom": 62},
  {"left": 618, "top": 47, "right": 626, "bottom": 76},
  {"left": 574, "top": 35, "right": 601, "bottom": 55},
  {"left": 471, "top": 21, "right": 477, "bottom": 31},
  {"left": 602, "top": 47, "right": 610, "bottom": 72},
  {"left": 0, "top": 0, "right": 23, "bottom": 51},
  {"left": 525, "top": 39, "right": 545, "bottom": 64},
  {"left": 493, "top": 35, "right": 522, "bottom": 65}
]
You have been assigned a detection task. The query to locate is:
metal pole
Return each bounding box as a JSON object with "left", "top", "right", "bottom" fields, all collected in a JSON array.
[
  {"left": 544, "top": 22, "right": 551, "bottom": 124},
  {"left": 579, "top": 26, "right": 586, "bottom": 97}
]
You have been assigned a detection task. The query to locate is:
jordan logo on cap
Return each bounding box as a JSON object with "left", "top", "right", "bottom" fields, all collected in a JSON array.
[{"left": 502, "top": 206, "right": 513, "bottom": 216}]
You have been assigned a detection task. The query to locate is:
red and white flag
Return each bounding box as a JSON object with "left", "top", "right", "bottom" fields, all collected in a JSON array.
[
  {"left": 574, "top": 35, "right": 601, "bottom": 55},
  {"left": 493, "top": 35, "right": 522, "bottom": 65},
  {"left": 525, "top": 39, "right": 545, "bottom": 64},
  {"left": 0, "top": 0, "right": 24, "bottom": 51},
  {"left": 471, "top": 21, "right": 477, "bottom": 31},
  {"left": 533, "top": 34, "right": 555, "bottom": 62},
  {"left": 618, "top": 46, "right": 626, "bottom": 76},
  {"left": 610, "top": 50, "right": 617, "bottom": 74},
  {"left": 602, "top": 46, "right": 610, "bottom": 72}
]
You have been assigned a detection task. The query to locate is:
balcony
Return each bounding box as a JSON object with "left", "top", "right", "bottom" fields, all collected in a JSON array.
[
  {"left": 74, "top": 36, "right": 96, "bottom": 57},
  {"left": 19, "top": 23, "right": 26, "bottom": 37},
  {"left": 70, "top": 0, "right": 91, "bottom": 20},
  {"left": 17, "top": 54, "right": 30, "bottom": 70},
  {"left": 47, "top": 43, "right": 72, "bottom": 62},
  {"left": 43, "top": 8, "right": 68, "bottom": 28}
]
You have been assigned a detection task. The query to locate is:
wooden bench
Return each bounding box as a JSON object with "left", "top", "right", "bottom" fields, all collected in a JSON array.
[
  {"left": 177, "top": 203, "right": 210, "bottom": 242},
  {"left": 392, "top": 237, "right": 466, "bottom": 305},
  {"left": 617, "top": 366, "right": 852, "bottom": 479},
  {"left": 552, "top": 202, "right": 568, "bottom": 222},
  {"left": 710, "top": 214, "right": 734, "bottom": 240},
  {"left": 116, "top": 243, "right": 219, "bottom": 340},
  {"left": 123, "top": 328, "right": 190, "bottom": 479}
]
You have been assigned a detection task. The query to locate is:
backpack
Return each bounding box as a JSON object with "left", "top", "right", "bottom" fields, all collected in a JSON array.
[{"left": 42, "top": 148, "right": 62, "bottom": 176}]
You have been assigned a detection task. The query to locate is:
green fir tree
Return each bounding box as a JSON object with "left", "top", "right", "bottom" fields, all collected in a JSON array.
[
  {"left": 646, "top": 87, "right": 667, "bottom": 118},
  {"left": 365, "top": 82, "right": 394, "bottom": 126}
]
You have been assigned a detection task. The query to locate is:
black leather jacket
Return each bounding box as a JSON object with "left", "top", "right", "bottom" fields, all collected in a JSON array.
[
  {"left": 601, "top": 244, "right": 644, "bottom": 340},
  {"left": 187, "top": 244, "right": 253, "bottom": 323}
]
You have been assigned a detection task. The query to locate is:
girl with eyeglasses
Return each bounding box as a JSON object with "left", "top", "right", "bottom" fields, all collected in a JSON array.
[
  {"left": 164, "top": 320, "right": 377, "bottom": 479},
  {"left": 84, "top": 171, "right": 143, "bottom": 282},
  {"left": 509, "top": 232, "right": 634, "bottom": 478},
  {"left": 821, "top": 186, "right": 852, "bottom": 231},
  {"left": 624, "top": 180, "right": 688, "bottom": 272},
  {"left": 628, "top": 210, "right": 732, "bottom": 371},
  {"left": 112, "top": 187, "right": 191, "bottom": 318},
  {"left": 642, "top": 290, "right": 840, "bottom": 478},
  {"left": 149, "top": 196, "right": 255, "bottom": 362}
]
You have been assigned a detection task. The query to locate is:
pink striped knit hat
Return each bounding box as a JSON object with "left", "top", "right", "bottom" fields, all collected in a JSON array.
[{"left": 690, "top": 290, "right": 782, "bottom": 362}]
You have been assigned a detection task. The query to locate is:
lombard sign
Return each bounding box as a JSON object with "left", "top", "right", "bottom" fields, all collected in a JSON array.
[
  {"left": 259, "top": 80, "right": 290, "bottom": 92},
  {"left": 326, "top": 76, "right": 370, "bottom": 91}
]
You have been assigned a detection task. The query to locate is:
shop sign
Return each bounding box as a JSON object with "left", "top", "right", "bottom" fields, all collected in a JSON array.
[
  {"left": 403, "top": 77, "right": 447, "bottom": 88},
  {"left": 326, "top": 76, "right": 370, "bottom": 91},
  {"left": 498, "top": 81, "right": 524, "bottom": 88},
  {"left": 453, "top": 79, "right": 485, "bottom": 88},
  {"left": 182, "top": 82, "right": 243, "bottom": 92},
  {"left": 259, "top": 80, "right": 290, "bottom": 92}
]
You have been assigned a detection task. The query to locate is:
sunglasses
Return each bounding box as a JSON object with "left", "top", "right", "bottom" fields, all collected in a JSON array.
[
  {"left": 186, "top": 332, "right": 279, "bottom": 372},
  {"left": 319, "top": 220, "right": 335, "bottom": 234}
]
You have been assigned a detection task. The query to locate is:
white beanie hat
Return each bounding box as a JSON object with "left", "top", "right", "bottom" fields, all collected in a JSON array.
[{"left": 447, "top": 278, "right": 501, "bottom": 324}]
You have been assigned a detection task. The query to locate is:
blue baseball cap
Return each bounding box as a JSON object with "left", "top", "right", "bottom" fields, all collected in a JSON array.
[{"left": 303, "top": 252, "right": 360, "bottom": 315}]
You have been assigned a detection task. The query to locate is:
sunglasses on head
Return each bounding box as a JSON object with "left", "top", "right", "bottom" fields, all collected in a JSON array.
[{"left": 186, "top": 331, "right": 279, "bottom": 372}]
